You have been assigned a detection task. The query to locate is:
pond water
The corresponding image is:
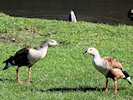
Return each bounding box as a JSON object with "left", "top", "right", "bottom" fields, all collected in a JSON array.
[{"left": 0, "top": 0, "right": 133, "bottom": 25}]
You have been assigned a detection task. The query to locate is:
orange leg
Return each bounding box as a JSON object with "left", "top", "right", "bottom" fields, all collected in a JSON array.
[
  {"left": 27, "top": 67, "right": 31, "bottom": 83},
  {"left": 105, "top": 78, "right": 108, "bottom": 93},
  {"left": 114, "top": 78, "right": 118, "bottom": 94},
  {"left": 16, "top": 67, "right": 23, "bottom": 84}
]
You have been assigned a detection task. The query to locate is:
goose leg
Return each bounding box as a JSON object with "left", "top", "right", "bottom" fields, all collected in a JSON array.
[
  {"left": 110, "top": 67, "right": 119, "bottom": 94},
  {"left": 16, "top": 67, "right": 23, "bottom": 84},
  {"left": 114, "top": 78, "right": 118, "bottom": 94},
  {"left": 27, "top": 67, "right": 31, "bottom": 83},
  {"left": 105, "top": 78, "right": 108, "bottom": 93}
]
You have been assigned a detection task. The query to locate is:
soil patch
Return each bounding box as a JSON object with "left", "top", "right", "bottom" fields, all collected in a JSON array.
[{"left": 0, "top": 37, "right": 16, "bottom": 43}]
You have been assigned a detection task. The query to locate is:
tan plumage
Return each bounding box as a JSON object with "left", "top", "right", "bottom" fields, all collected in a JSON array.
[
  {"left": 83, "top": 47, "right": 132, "bottom": 94},
  {"left": 103, "top": 56, "right": 125, "bottom": 70}
]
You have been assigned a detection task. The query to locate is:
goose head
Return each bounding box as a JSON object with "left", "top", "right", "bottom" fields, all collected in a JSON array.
[
  {"left": 70, "top": 10, "right": 74, "bottom": 15},
  {"left": 83, "top": 47, "right": 100, "bottom": 56},
  {"left": 47, "top": 40, "right": 59, "bottom": 46},
  {"left": 40, "top": 39, "right": 59, "bottom": 48}
]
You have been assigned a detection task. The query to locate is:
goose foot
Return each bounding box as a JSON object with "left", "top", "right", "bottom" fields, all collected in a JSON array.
[{"left": 17, "top": 80, "right": 23, "bottom": 84}]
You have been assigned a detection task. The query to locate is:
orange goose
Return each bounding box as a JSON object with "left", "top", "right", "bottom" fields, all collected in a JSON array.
[
  {"left": 83, "top": 47, "right": 132, "bottom": 94},
  {"left": 3, "top": 39, "right": 59, "bottom": 84}
]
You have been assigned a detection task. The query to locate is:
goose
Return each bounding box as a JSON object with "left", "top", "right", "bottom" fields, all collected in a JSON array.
[
  {"left": 3, "top": 39, "right": 59, "bottom": 84},
  {"left": 83, "top": 47, "right": 132, "bottom": 94},
  {"left": 69, "top": 10, "right": 77, "bottom": 23}
]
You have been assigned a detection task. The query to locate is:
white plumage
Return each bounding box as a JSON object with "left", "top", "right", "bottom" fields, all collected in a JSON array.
[
  {"left": 69, "top": 10, "right": 77, "bottom": 23},
  {"left": 93, "top": 55, "right": 110, "bottom": 75},
  {"left": 27, "top": 47, "right": 48, "bottom": 64}
]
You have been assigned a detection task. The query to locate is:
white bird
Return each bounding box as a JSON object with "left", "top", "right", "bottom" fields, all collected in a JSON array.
[
  {"left": 3, "top": 39, "right": 59, "bottom": 84},
  {"left": 69, "top": 10, "right": 77, "bottom": 23},
  {"left": 83, "top": 47, "right": 132, "bottom": 94}
]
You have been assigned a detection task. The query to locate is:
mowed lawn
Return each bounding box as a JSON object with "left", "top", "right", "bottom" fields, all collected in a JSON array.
[{"left": 0, "top": 13, "right": 133, "bottom": 99}]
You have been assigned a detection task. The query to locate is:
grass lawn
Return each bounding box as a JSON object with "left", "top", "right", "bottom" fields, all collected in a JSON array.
[{"left": 0, "top": 13, "right": 133, "bottom": 99}]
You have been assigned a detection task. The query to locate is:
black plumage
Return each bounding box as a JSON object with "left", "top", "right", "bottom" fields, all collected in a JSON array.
[{"left": 3, "top": 47, "right": 31, "bottom": 70}]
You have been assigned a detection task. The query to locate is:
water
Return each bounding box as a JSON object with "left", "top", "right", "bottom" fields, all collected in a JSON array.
[{"left": 0, "top": 0, "right": 133, "bottom": 25}]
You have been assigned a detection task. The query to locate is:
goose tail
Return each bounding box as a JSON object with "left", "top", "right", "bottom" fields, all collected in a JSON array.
[
  {"left": 3, "top": 56, "right": 14, "bottom": 70},
  {"left": 122, "top": 70, "right": 132, "bottom": 85},
  {"left": 126, "top": 77, "right": 132, "bottom": 85}
]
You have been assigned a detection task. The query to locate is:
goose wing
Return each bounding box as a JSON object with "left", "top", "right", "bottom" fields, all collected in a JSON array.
[
  {"left": 3, "top": 47, "right": 31, "bottom": 67},
  {"left": 103, "top": 56, "right": 125, "bottom": 70},
  {"left": 13, "top": 47, "right": 31, "bottom": 65}
]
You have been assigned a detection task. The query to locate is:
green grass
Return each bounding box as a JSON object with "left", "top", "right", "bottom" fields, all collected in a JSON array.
[{"left": 0, "top": 13, "right": 133, "bottom": 99}]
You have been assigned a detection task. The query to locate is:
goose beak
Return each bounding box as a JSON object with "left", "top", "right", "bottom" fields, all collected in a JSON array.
[
  {"left": 56, "top": 43, "right": 59, "bottom": 46},
  {"left": 83, "top": 51, "right": 87, "bottom": 54}
]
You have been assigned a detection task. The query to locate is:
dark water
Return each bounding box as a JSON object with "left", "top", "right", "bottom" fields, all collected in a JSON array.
[{"left": 0, "top": 0, "right": 133, "bottom": 25}]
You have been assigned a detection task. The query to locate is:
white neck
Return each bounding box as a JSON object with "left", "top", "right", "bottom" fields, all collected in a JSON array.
[
  {"left": 93, "top": 51, "right": 110, "bottom": 76},
  {"left": 38, "top": 45, "right": 49, "bottom": 59},
  {"left": 93, "top": 51, "right": 101, "bottom": 59},
  {"left": 27, "top": 43, "right": 50, "bottom": 64},
  {"left": 93, "top": 51, "right": 102, "bottom": 66}
]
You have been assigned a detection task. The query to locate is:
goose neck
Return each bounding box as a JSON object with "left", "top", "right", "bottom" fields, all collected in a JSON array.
[
  {"left": 93, "top": 52, "right": 101, "bottom": 60},
  {"left": 39, "top": 45, "right": 48, "bottom": 52}
]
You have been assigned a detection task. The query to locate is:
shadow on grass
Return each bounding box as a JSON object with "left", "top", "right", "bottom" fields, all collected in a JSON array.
[
  {"left": 0, "top": 77, "right": 34, "bottom": 83},
  {"left": 28, "top": 86, "right": 105, "bottom": 93},
  {"left": 46, "top": 86, "right": 105, "bottom": 92},
  {"left": 0, "top": 78, "right": 15, "bottom": 82}
]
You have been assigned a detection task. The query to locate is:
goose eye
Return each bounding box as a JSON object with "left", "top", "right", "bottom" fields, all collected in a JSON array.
[{"left": 90, "top": 49, "right": 92, "bottom": 51}]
